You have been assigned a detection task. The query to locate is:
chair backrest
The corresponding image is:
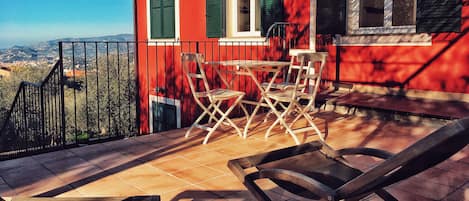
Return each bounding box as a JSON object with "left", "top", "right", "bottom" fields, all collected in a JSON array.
[
  {"left": 181, "top": 53, "right": 210, "bottom": 97},
  {"left": 285, "top": 51, "right": 327, "bottom": 94},
  {"left": 337, "top": 117, "right": 469, "bottom": 198},
  {"left": 304, "top": 52, "right": 327, "bottom": 98}
]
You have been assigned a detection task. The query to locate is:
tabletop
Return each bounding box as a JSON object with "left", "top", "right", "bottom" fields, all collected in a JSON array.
[{"left": 207, "top": 60, "right": 290, "bottom": 67}]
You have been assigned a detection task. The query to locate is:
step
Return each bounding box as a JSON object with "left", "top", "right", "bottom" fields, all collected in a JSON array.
[{"left": 318, "top": 91, "right": 469, "bottom": 122}]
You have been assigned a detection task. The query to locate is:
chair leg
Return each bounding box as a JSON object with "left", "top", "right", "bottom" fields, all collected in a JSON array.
[
  {"left": 208, "top": 101, "right": 222, "bottom": 124},
  {"left": 213, "top": 96, "right": 244, "bottom": 138},
  {"left": 266, "top": 117, "right": 281, "bottom": 139},
  {"left": 203, "top": 96, "right": 244, "bottom": 144},
  {"left": 185, "top": 103, "right": 218, "bottom": 138},
  {"left": 264, "top": 98, "right": 300, "bottom": 145}
]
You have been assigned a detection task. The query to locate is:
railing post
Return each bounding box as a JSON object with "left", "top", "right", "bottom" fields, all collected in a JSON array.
[
  {"left": 335, "top": 36, "right": 341, "bottom": 90},
  {"left": 21, "top": 83, "right": 27, "bottom": 151},
  {"left": 59, "top": 42, "right": 66, "bottom": 147},
  {"left": 135, "top": 41, "right": 141, "bottom": 136},
  {"left": 40, "top": 83, "right": 45, "bottom": 149}
]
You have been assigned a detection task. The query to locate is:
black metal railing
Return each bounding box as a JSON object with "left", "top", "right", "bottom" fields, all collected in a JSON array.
[
  {"left": 0, "top": 60, "right": 66, "bottom": 159},
  {"left": 61, "top": 41, "right": 138, "bottom": 144}
]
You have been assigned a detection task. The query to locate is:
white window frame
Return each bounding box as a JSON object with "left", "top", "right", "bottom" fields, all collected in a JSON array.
[
  {"left": 230, "top": 0, "right": 261, "bottom": 37},
  {"left": 146, "top": 0, "right": 180, "bottom": 45},
  {"left": 149, "top": 95, "right": 181, "bottom": 133},
  {"left": 337, "top": 0, "right": 431, "bottom": 46},
  {"left": 348, "top": 0, "right": 416, "bottom": 35}
]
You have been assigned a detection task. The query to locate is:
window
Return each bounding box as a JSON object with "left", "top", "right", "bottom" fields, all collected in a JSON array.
[
  {"left": 148, "top": 0, "right": 180, "bottom": 40},
  {"left": 392, "top": 0, "right": 416, "bottom": 26},
  {"left": 149, "top": 96, "right": 181, "bottom": 133},
  {"left": 359, "top": 0, "right": 384, "bottom": 27},
  {"left": 206, "top": 0, "right": 284, "bottom": 39},
  {"left": 318, "top": 0, "right": 461, "bottom": 45},
  {"left": 348, "top": 0, "right": 417, "bottom": 35},
  {"left": 231, "top": 0, "right": 261, "bottom": 37}
]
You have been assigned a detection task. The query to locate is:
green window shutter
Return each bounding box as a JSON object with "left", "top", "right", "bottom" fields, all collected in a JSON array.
[
  {"left": 261, "top": 0, "right": 285, "bottom": 37},
  {"left": 416, "top": 0, "right": 462, "bottom": 33},
  {"left": 150, "top": 0, "right": 175, "bottom": 39},
  {"left": 206, "top": 0, "right": 226, "bottom": 38},
  {"left": 317, "top": 0, "right": 346, "bottom": 34},
  {"left": 150, "top": 0, "right": 163, "bottom": 38},
  {"left": 162, "top": 0, "right": 175, "bottom": 38}
]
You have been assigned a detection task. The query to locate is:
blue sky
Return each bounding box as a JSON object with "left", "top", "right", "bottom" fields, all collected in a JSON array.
[{"left": 0, "top": 0, "right": 133, "bottom": 48}]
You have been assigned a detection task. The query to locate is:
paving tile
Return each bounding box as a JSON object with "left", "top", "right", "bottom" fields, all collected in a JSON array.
[
  {"left": 54, "top": 164, "right": 104, "bottom": 186},
  {"left": 394, "top": 176, "right": 454, "bottom": 200},
  {"left": 171, "top": 166, "right": 226, "bottom": 184},
  {"left": 441, "top": 182, "right": 469, "bottom": 201},
  {"left": 0, "top": 157, "right": 40, "bottom": 171},
  {"left": 160, "top": 185, "right": 221, "bottom": 201},
  {"left": 42, "top": 156, "right": 94, "bottom": 173},
  {"left": 1, "top": 165, "right": 59, "bottom": 189},
  {"left": 436, "top": 160, "right": 469, "bottom": 179},
  {"left": 181, "top": 150, "right": 230, "bottom": 165},
  {"left": 32, "top": 150, "right": 77, "bottom": 163},
  {"left": 11, "top": 176, "right": 71, "bottom": 196},
  {"left": 82, "top": 152, "right": 138, "bottom": 171},
  {"left": 55, "top": 189, "right": 83, "bottom": 197},
  {"left": 133, "top": 133, "right": 170, "bottom": 144},
  {"left": 68, "top": 143, "right": 112, "bottom": 157},
  {"left": 73, "top": 176, "right": 144, "bottom": 196},
  {"left": 415, "top": 167, "right": 467, "bottom": 188},
  {"left": 204, "top": 160, "right": 232, "bottom": 173},
  {"left": 197, "top": 175, "right": 247, "bottom": 191},
  {"left": 386, "top": 187, "right": 437, "bottom": 201},
  {"left": 148, "top": 156, "right": 203, "bottom": 173},
  {"left": 123, "top": 173, "right": 193, "bottom": 195},
  {"left": 0, "top": 184, "right": 16, "bottom": 197},
  {"left": 450, "top": 146, "right": 469, "bottom": 164},
  {"left": 207, "top": 146, "right": 246, "bottom": 157}
]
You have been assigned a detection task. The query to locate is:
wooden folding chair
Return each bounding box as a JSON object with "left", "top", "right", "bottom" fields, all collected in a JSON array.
[
  {"left": 182, "top": 53, "right": 246, "bottom": 144},
  {"left": 261, "top": 49, "right": 318, "bottom": 92},
  {"left": 263, "top": 52, "right": 328, "bottom": 145},
  {"left": 228, "top": 117, "right": 469, "bottom": 201}
]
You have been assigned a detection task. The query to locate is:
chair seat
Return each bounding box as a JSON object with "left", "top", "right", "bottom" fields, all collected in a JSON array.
[
  {"left": 196, "top": 88, "right": 245, "bottom": 100},
  {"left": 257, "top": 151, "right": 363, "bottom": 199},
  {"left": 261, "top": 82, "right": 306, "bottom": 90}
]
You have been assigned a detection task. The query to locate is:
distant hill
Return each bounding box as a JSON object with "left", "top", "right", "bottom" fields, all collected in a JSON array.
[{"left": 0, "top": 34, "right": 134, "bottom": 64}]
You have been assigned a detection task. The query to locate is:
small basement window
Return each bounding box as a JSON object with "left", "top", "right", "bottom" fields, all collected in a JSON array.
[{"left": 149, "top": 95, "right": 181, "bottom": 133}]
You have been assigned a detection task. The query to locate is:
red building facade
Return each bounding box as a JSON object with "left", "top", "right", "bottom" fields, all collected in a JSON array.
[{"left": 134, "top": 0, "right": 469, "bottom": 134}]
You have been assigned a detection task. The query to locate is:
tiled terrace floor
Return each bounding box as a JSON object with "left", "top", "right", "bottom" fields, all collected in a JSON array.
[{"left": 0, "top": 112, "right": 468, "bottom": 201}]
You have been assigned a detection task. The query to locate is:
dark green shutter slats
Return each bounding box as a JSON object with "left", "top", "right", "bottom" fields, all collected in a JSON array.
[
  {"left": 317, "top": 0, "right": 346, "bottom": 34},
  {"left": 150, "top": 0, "right": 163, "bottom": 38},
  {"left": 417, "top": 0, "right": 462, "bottom": 33},
  {"left": 206, "top": 0, "right": 225, "bottom": 38},
  {"left": 162, "top": 0, "right": 175, "bottom": 38},
  {"left": 261, "top": 0, "right": 285, "bottom": 37},
  {"left": 150, "top": 0, "right": 175, "bottom": 39}
]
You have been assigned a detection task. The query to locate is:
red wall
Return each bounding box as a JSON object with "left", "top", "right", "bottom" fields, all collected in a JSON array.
[
  {"left": 135, "top": 0, "right": 469, "bottom": 133},
  {"left": 324, "top": 2, "right": 469, "bottom": 94}
]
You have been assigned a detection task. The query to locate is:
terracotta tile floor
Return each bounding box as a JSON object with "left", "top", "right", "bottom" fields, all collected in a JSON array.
[{"left": 0, "top": 112, "right": 468, "bottom": 201}]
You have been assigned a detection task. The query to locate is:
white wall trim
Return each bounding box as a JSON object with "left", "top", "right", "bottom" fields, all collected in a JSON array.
[
  {"left": 334, "top": 34, "right": 432, "bottom": 46},
  {"left": 149, "top": 95, "right": 181, "bottom": 133},
  {"left": 309, "top": 0, "right": 317, "bottom": 51},
  {"left": 218, "top": 37, "right": 269, "bottom": 46},
  {"left": 347, "top": 0, "right": 417, "bottom": 35},
  {"left": 146, "top": 0, "right": 181, "bottom": 45}
]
